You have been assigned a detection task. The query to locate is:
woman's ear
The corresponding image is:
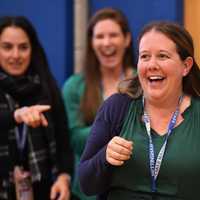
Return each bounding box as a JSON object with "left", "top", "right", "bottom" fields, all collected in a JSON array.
[{"left": 183, "top": 56, "right": 193, "bottom": 76}]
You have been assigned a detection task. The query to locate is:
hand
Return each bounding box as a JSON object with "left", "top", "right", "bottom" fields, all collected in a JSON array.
[
  {"left": 50, "top": 173, "right": 71, "bottom": 200},
  {"left": 106, "top": 136, "right": 133, "bottom": 166},
  {"left": 14, "top": 105, "right": 51, "bottom": 128}
]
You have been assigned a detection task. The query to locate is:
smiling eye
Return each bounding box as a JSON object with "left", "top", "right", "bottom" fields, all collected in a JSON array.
[
  {"left": 1, "top": 43, "right": 13, "bottom": 51},
  {"left": 139, "top": 54, "right": 150, "bottom": 61},
  {"left": 158, "top": 53, "right": 169, "bottom": 60},
  {"left": 94, "top": 34, "right": 104, "bottom": 40},
  {"left": 19, "top": 44, "right": 30, "bottom": 51}
]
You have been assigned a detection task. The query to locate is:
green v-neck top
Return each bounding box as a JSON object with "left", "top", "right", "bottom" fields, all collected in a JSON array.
[
  {"left": 79, "top": 93, "right": 200, "bottom": 200},
  {"left": 108, "top": 96, "right": 200, "bottom": 200}
]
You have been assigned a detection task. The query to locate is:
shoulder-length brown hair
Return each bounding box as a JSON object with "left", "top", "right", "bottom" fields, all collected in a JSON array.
[
  {"left": 120, "top": 21, "right": 200, "bottom": 98},
  {"left": 81, "top": 8, "right": 135, "bottom": 124}
]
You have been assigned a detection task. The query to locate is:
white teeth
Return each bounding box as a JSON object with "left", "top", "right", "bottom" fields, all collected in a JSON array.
[
  {"left": 102, "top": 47, "right": 116, "bottom": 56},
  {"left": 149, "top": 76, "right": 164, "bottom": 80}
]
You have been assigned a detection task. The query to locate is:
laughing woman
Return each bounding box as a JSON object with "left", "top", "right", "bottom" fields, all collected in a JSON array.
[
  {"left": 78, "top": 21, "right": 200, "bottom": 200},
  {"left": 62, "top": 8, "right": 135, "bottom": 200}
]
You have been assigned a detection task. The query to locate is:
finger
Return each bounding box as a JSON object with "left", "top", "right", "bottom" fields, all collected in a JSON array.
[
  {"left": 40, "top": 113, "right": 48, "bottom": 127},
  {"left": 50, "top": 186, "right": 57, "bottom": 200},
  {"left": 57, "top": 191, "right": 66, "bottom": 200},
  {"left": 107, "top": 149, "right": 131, "bottom": 161},
  {"left": 23, "top": 112, "right": 39, "bottom": 127},
  {"left": 108, "top": 140, "right": 133, "bottom": 156},
  {"left": 33, "top": 105, "right": 51, "bottom": 113},
  {"left": 31, "top": 109, "right": 41, "bottom": 122},
  {"left": 107, "top": 157, "right": 124, "bottom": 166},
  {"left": 111, "top": 144, "right": 132, "bottom": 156},
  {"left": 113, "top": 136, "right": 133, "bottom": 151},
  {"left": 29, "top": 110, "right": 42, "bottom": 127}
]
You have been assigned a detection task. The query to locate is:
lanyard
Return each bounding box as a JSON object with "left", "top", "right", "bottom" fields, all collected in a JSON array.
[
  {"left": 143, "top": 95, "right": 183, "bottom": 192},
  {"left": 15, "top": 124, "right": 28, "bottom": 154}
]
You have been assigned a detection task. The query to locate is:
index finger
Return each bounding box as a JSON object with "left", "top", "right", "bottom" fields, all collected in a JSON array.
[
  {"left": 33, "top": 105, "right": 51, "bottom": 112},
  {"left": 113, "top": 136, "right": 133, "bottom": 149}
]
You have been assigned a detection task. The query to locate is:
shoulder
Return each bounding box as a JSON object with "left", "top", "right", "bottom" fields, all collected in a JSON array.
[
  {"left": 104, "top": 93, "right": 133, "bottom": 108},
  {"left": 96, "top": 93, "right": 133, "bottom": 125},
  {"left": 62, "top": 73, "right": 85, "bottom": 95},
  {"left": 63, "top": 73, "right": 84, "bottom": 88}
]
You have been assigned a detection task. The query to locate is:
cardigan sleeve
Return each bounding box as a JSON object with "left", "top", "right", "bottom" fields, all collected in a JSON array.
[
  {"left": 78, "top": 93, "right": 132, "bottom": 195},
  {"left": 62, "top": 74, "right": 91, "bottom": 156}
]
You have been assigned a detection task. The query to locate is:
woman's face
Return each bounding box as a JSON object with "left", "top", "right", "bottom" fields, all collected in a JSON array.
[
  {"left": 0, "top": 26, "right": 31, "bottom": 76},
  {"left": 92, "top": 19, "right": 130, "bottom": 70},
  {"left": 137, "top": 30, "right": 192, "bottom": 102}
]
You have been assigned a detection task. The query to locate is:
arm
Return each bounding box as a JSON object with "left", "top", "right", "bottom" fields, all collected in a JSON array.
[
  {"left": 62, "top": 75, "right": 90, "bottom": 156},
  {"left": 78, "top": 93, "right": 132, "bottom": 195}
]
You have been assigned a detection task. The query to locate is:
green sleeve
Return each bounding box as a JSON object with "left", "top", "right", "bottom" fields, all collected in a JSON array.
[{"left": 62, "top": 74, "right": 91, "bottom": 156}]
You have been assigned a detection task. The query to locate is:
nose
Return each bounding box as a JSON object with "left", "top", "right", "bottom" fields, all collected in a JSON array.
[
  {"left": 102, "top": 36, "right": 111, "bottom": 46},
  {"left": 147, "top": 57, "right": 160, "bottom": 70},
  {"left": 11, "top": 47, "right": 20, "bottom": 58}
]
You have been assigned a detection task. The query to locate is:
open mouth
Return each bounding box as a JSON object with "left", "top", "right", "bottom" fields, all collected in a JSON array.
[
  {"left": 148, "top": 75, "right": 165, "bottom": 83},
  {"left": 100, "top": 47, "right": 117, "bottom": 57}
]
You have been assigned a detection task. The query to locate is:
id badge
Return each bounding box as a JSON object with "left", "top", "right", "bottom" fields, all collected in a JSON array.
[{"left": 14, "top": 166, "right": 34, "bottom": 200}]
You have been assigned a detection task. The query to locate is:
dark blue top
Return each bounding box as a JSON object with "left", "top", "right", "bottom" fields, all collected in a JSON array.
[{"left": 78, "top": 93, "right": 133, "bottom": 199}]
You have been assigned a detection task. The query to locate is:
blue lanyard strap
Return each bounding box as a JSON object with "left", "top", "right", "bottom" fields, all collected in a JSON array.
[
  {"left": 15, "top": 124, "right": 28, "bottom": 154},
  {"left": 143, "top": 95, "right": 183, "bottom": 192}
]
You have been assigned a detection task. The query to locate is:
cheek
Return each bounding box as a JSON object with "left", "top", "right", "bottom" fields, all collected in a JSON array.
[
  {"left": 118, "top": 44, "right": 127, "bottom": 56},
  {"left": 137, "top": 61, "right": 145, "bottom": 75},
  {"left": 24, "top": 51, "right": 31, "bottom": 64},
  {"left": 0, "top": 51, "right": 8, "bottom": 59},
  {"left": 91, "top": 43, "right": 100, "bottom": 56},
  {"left": 0, "top": 53, "right": 8, "bottom": 66}
]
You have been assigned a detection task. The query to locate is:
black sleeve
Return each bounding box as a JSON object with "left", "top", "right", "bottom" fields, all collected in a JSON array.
[
  {"left": 0, "top": 101, "right": 16, "bottom": 130},
  {"left": 78, "top": 93, "right": 132, "bottom": 195}
]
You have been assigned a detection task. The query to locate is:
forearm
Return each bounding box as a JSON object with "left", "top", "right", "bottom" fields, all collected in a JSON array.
[{"left": 78, "top": 146, "right": 112, "bottom": 195}]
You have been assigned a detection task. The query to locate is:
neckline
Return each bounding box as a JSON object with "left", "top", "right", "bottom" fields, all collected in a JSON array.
[{"left": 149, "top": 96, "right": 193, "bottom": 138}]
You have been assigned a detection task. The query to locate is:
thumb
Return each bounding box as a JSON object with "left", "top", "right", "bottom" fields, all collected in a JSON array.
[{"left": 50, "top": 185, "right": 57, "bottom": 200}]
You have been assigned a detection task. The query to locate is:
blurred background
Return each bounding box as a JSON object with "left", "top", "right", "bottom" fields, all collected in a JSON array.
[{"left": 0, "top": 0, "right": 199, "bottom": 87}]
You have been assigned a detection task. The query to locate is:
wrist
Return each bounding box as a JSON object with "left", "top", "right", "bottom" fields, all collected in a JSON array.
[{"left": 57, "top": 173, "right": 71, "bottom": 185}]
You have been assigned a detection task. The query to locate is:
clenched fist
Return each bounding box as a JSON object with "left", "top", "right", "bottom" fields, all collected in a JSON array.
[{"left": 106, "top": 136, "right": 133, "bottom": 166}]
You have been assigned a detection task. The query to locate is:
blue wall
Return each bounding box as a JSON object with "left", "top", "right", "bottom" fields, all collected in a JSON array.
[
  {"left": 0, "top": 0, "right": 183, "bottom": 85},
  {"left": 90, "top": 0, "right": 183, "bottom": 58},
  {"left": 0, "top": 0, "right": 73, "bottom": 87}
]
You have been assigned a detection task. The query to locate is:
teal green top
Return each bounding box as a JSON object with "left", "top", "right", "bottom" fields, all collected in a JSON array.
[
  {"left": 62, "top": 74, "right": 95, "bottom": 200},
  {"left": 108, "top": 97, "right": 200, "bottom": 200}
]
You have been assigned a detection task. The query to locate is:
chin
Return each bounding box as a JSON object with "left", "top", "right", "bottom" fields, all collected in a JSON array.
[
  {"left": 102, "top": 62, "right": 120, "bottom": 69},
  {"left": 6, "top": 70, "right": 26, "bottom": 76},
  {"left": 145, "top": 92, "right": 165, "bottom": 101}
]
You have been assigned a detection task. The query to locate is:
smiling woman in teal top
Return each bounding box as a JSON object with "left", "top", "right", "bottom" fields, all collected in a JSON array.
[{"left": 62, "top": 8, "right": 136, "bottom": 200}]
